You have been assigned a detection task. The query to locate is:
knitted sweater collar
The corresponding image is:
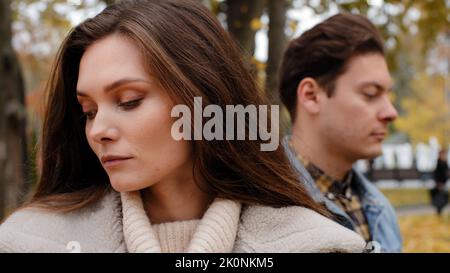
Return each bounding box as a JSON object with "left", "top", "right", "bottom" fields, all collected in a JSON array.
[{"left": 120, "top": 191, "right": 241, "bottom": 253}]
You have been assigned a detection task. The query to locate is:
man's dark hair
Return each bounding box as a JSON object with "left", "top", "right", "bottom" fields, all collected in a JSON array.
[{"left": 279, "top": 12, "right": 385, "bottom": 119}]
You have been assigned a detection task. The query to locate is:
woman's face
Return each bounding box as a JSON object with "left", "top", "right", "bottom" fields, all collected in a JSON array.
[{"left": 76, "top": 34, "right": 193, "bottom": 192}]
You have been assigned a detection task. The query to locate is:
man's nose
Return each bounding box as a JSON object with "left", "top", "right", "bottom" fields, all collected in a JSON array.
[{"left": 378, "top": 96, "right": 398, "bottom": 124}]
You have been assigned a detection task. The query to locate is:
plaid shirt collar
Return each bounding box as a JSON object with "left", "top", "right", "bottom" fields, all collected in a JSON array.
[
  {"left": 288, "top": 140, "right": 354, "bottom": 200},
  {"left": 288, "top": 139, "right": 372, "bottom": 242},
  {"left": 306, "top": 161, "right": 354, "bottom": 201}
]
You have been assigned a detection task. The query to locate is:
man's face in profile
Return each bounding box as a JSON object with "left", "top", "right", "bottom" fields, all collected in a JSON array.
[{"left": 316, "top": 53, "right": 398, "bottom": 162}]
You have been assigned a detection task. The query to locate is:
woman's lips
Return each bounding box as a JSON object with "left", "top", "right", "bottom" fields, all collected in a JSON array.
[
  {"left": 103, "top": 158, "right": 132, "bottom": 167},
  {"left": 101, "top": 155, "right": 133, "bottom": 168}
]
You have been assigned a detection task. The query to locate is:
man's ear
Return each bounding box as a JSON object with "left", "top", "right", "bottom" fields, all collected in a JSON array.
[{"left": 296, "top": 77, "right": 321, "bottom": 115}]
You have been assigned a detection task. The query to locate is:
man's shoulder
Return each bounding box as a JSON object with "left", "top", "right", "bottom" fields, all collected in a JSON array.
[
  {"left": 234, "top": 204, "right": 366, "bottom": 253},
  {"left": 0, "top": 190, "right": 125, "bottom": 253}
]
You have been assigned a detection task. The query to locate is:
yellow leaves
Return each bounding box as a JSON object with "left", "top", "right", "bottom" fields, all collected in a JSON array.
[
  {"left": 233, "top": 20, "right": 242, "bottom": 29},
  {"left": 209, "top": 0, "right": 221, "bottom": 15},
  {"left": 399, "top": 213, "right": 450, "bottom": 253},
  {"left": 250, "top": 57, "right": 267, "bottom": 71},
  {"left": 249, "top": 57, "right": 267, "bottom": 89},
  {"left": 395, "top": 73, "right": 450, "bottom": 146},
  {"left": 382, "top": 190, "right": 450, "bottom": 253},
  {"left": 250, "top": 18, "right": 263, "bottom": 31},
  {"left": 288, "top": 20, "right": 298, "bottom": 34},
  {"left": 388, "top": 91, "right": 396, "bottom": 104}
]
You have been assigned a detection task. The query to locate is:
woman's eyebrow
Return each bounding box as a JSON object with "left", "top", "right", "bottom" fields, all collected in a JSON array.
[{"left": 76, "top": 78, "right": 151, "bottom": 97}]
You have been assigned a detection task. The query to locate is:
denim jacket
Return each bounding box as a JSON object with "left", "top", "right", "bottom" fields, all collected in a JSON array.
[{"left": 283, "top": 136, "right": 403, "bottom": 252}]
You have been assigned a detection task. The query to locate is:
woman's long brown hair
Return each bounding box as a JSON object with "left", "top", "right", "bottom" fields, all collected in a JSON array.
[{"left": 27, "top": 0, "right": 328, "bottom": 216}]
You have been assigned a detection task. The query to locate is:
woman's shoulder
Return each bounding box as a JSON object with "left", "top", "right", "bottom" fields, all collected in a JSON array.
[
  {"left": 0, "top": 190, "right": 125, "bottom": 253},
  {"left": 234, "top": 204, "right": 367, "bottom": 253}
]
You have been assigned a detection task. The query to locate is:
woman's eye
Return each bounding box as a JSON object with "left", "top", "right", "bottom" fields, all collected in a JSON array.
[
  {"left": 82, "top": 110, "right": 97, "bottom": 120},
  {"left": 118, "top": 98, "right": 143, "bottom": 110}
]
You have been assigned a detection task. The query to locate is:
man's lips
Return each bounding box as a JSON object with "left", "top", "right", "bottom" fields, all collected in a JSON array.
[{"left": 371, "top": 132, "right": 386, "bottom": 141}]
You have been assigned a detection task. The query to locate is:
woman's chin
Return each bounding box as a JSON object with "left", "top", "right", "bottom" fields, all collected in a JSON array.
[{"left": 109, "top": 178, "right": 142, "bottom": 193}]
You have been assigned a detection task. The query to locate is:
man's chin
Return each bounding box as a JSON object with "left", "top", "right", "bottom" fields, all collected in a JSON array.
[
  {"left": 363, "top": 148, "right": 383, "bottom": 160},
  {"left": 355, "top": 144, "right": 383, "bottom": 160}
]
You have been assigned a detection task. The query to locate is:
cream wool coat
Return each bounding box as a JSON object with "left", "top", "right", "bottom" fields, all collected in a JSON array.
[{"left": 0, "top": 190, "right": 366, "bottom": 253}]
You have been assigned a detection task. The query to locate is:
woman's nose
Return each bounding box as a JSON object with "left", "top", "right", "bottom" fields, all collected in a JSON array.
[{"left": 87, "top": 109, "right": 119, "bottom": 144}]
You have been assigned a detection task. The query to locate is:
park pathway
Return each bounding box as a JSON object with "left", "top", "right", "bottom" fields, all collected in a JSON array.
[{"left": 396, "top": 204, "right": 450, "bottom": 216}]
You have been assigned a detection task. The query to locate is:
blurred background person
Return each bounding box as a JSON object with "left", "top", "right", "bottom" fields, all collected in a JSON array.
[{"left": 431, "top": 149, "right": 449, "bottom": 216}]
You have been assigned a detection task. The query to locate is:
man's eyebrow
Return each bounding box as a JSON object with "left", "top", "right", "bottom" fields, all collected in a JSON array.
[
  {"left": 76, "top": 78, "right": 151, "bottom": 97},
  {"left": 359, "top": 81, "right": 393, "bottom": 92}
]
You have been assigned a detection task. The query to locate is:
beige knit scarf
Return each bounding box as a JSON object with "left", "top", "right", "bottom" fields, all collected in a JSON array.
[{"left": 120, "top": 191, "right": 241, "bottom": 253}]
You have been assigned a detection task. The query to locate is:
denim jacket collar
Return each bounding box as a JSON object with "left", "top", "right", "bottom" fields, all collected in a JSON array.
[
  {"left": 282, "top": 135, "right": 402, "bottom": 252},
  {"left": 282, "top": 136, "right": 354, "bottom": 228},
  {"left": 282, "top": 135, "right": 384, "bottom": 212},
  {"left": 353, "top": 170, "right": 384, "bottom": 215}
]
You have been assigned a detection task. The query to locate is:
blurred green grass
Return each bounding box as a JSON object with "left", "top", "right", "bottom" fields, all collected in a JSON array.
[{"left": 380, "top": 188, "right": 430, "bottom": 207}]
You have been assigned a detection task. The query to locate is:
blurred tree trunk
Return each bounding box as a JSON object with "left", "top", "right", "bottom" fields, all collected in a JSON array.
[
  {"left": 0, "top": 0, "right": 27, "bottom": 220},
  {"left": 226, "top": 0, "right": 266, "bottom": 57},
  {"left": 266, "top": 0, "right": 289, "bottom": 134},
  {"left": 266, "top": 0, "right": 287, "bottom": 105}
]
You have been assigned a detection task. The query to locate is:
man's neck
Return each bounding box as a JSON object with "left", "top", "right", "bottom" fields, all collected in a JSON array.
[{"left": 291, "top": 131, "right": 354, "bottom": 181}]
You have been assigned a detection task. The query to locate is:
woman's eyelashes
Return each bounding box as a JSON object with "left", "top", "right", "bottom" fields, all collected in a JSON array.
[
  {"left": 81, "top": 109, "right": 96, "bottom": 120},
  {"left": 118, "top": 98, "right": 143, "bottom": 110},
  {"left": 80, "top": 98, "right": 144, "bottom": 120}
]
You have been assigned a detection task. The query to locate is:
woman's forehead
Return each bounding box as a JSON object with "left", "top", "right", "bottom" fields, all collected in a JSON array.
[{"left": 77, "top": 34, "right": 149, "bottom": 94}]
